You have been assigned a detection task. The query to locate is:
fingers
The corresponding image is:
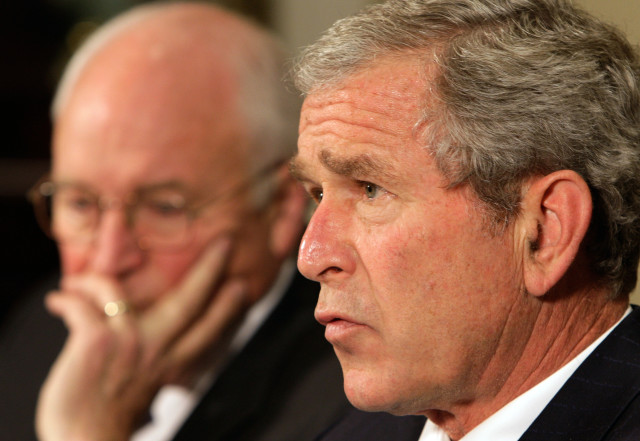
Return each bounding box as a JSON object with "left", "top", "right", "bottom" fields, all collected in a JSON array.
[
  {"left": 59, "top": 275, "right": 134, "bottom": 330},
  {"left": 47, "top": 235, "right": 244, "bottom": 392},
  {"left": 45, "top": 291, "right": 106, "bottom": 333},
  {"left": 142, "top": 236, "right": 232, "bottom": 342},
  {"left": 167, "top": 279, "right": 247, "bottom": 371},
  {"left": 61, "top": 275, "right": 127, "bottom": 310},
  {"left": 36, "top": 238, "right": 242, "bottom": 441},
  {"left": 45, "top": 291, "right": 130, "bottom": 377}
]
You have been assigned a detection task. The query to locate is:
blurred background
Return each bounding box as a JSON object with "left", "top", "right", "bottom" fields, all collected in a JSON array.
[{"left": 1, "top": 0, "right": 639, "bottom": 322}]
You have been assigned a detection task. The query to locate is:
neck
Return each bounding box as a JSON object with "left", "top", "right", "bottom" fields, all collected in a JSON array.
[{"left": 426, "top": 288, "right": 629, "bottom": 440}]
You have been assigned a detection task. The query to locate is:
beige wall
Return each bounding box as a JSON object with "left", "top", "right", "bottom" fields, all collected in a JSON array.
[
  {"left": 272, "top": 0, "right": 373, "bottom": 52},
  {"left": 575, "top": 0, "right": 640, "bottom": 304},
  {"left": 577, "top": 0, "right": 640, "bottom": 45}
]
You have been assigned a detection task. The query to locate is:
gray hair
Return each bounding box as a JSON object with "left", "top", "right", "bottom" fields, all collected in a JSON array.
[
  {"left": 293, "top": 0, "right": 640, "bottom": 298},
  {"left": 54, "top": 1, "right": 299, "bottom": 199}
]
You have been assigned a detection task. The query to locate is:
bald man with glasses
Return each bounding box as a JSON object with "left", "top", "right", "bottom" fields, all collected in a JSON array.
[{"left": 0, "top": 3, "right": 350, "bottom": 441}]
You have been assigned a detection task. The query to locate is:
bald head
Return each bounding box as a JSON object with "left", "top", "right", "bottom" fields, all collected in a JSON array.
[{"left": 53, "top": 2, "right": 297, "bottom": 170}]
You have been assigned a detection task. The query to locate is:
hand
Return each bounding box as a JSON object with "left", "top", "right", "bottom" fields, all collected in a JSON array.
[{"left": 35, "top": 238, "right": 247, "bottom": 441}]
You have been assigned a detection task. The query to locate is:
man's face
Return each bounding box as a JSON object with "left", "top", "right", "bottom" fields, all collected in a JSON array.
[
  {"left": 294, "top": 58, "right": 527, "bottom": 415},
  {"left": 51, "top": 43, "right": 273, "bottom": 312}
]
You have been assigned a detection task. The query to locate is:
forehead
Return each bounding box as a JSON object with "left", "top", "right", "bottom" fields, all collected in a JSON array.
[
  {"left": 52, "top": 45, "right": 249, "bottom": 194},
  {"left": 295, "top": 57, "right": 437, "bottom": 181},
  {"left": 300, "top": 57, "right": 427, "bottom": 136}
]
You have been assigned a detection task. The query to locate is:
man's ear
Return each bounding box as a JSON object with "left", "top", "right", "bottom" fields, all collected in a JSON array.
[
  {"left": 519, "top": 170, "right": 592, "bottom": 297},
  {"left": 268, "top": 165, "right": 308, "bottom": 259}
]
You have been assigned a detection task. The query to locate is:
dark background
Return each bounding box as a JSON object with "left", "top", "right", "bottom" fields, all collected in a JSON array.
[{"left": 0, "top": 0, "right": 271, "bottom": 322}]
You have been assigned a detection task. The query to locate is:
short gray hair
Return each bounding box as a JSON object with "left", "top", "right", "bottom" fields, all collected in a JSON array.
[{"left": 293, "top": 0, "right": 640, "bottom": 298}]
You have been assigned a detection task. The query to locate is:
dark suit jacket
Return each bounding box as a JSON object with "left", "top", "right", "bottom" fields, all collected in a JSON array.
[
  {"left": 317, "top": 307, "right": 640, "bottom": 441},
  {"left": 0, "top": 271, "right": 351, "bottom": 441},
  {"left": 0, "top": 273, "right": 65, "bottom": 441}
]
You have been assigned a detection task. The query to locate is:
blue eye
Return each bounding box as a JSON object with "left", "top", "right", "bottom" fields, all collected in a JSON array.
[{"left": 362, "top": 182, "right": 380, "bottom": 199}]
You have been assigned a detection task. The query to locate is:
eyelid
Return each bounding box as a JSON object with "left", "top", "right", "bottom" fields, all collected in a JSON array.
[
  {"left": 356, "top": 180, "right": 395, "bottom": 203},
  {"left": 303, "top": 184, "right": 324, "bottom": 203},
  {"left": 356, "top": 179, "right": 382, "bottom": 191}
]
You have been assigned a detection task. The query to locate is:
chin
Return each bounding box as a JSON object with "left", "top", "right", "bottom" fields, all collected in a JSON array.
[{"left": 342, "top": 368, "right": 416, "bottom": 416}]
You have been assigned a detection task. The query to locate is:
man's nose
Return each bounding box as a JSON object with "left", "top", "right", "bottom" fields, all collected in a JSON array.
[
  {"left": 90, "top": 208, "right": 143, "bottom": 276},
  {"left": 297, "top": 200, "right": 356, "bottom": 283}
]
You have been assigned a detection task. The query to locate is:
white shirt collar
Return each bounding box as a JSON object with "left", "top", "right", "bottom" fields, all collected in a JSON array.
[
  {"left": 131, "top": 259, "right": 297, "bottom": 441},
  {"left": 419, "top": 307, "right": 631, "bottom": 441}
]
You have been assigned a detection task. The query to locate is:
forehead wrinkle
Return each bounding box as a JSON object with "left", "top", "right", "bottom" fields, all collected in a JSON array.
[{"left": 302, "top": 100, "right": 412, "bottom": 139}]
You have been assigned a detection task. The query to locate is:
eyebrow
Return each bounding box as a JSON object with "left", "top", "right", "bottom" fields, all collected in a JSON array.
[
  {"left": 289, "top": 156, "right": 312, "bottom": 182},
  {"left": 51, "top": 178, "right": 194, "bottom": 197},
  {"left": 290, "top": 150, "right": 401, "bottom": 184}
]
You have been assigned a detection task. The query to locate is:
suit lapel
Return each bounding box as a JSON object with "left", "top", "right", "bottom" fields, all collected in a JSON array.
[
  {"left": 173, "top": 272, "right": 326, "bottom": 440},
  {"left": 519, "top": 307, "right": 640, "bottom": 441}
]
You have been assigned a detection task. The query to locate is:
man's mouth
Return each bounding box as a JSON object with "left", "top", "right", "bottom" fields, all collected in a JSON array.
[
  {"left": 326, "top": 319, "right": 361, "bottom": 341},
  {"left": 316, "top": 311, "right": 366, "bottom": 343}
]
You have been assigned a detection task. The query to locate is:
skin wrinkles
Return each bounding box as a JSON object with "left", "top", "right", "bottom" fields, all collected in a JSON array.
[
  {"left": 290, "top": 152, "right": 394, "bottom": 188},
  {"left": 295, "top": 61, "right": 435, "bottom": 205},
  {"left": 436, "top": 287, "right": 535, "bottom": 430},
  {"left": 295, "top": 106, "right": 431, "bottom": 205},
  {"left": 430, "top": 241, "right": 627, "bottom": 436},
  {"left": 300, "top": 61, "right": 427, "bottom": 140},
  {"left": 296, "top": 56, "right": 621, "bottom": 439},
  {"left": 300, "top": 99, "right": 411, "bottom": 140},
  {"left": 292, "top": 7, "right": 638, "bottom": 439},
  {"left": 519, "top": 283, "right": 613, "bottom": 383}
]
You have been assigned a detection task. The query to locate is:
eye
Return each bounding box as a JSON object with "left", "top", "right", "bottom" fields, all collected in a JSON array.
[
  {"left": 56, "top": 188, "right": 97, "bottom": 214},
  {"left": 145, "top": 200, "right": 186, "bottom": 217},
  {"left": 309, "top": 187, "right": 324, "bottom": 203},
  {"left": 69, "top": 195, "right": 95, "bottom": 211},
  {"left": 360, "top": 181, "right": 381, "bottom": 199},
  {"left": 147, "top": 200, "right": 185, "bottom": 216},
  {"left": 139, "top": 191, "right": 188, "bottom": 218}
]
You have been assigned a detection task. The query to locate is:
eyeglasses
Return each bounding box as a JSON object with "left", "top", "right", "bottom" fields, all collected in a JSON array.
[{"left": 27, "top": 163, "right": 282, "bottom": 250}]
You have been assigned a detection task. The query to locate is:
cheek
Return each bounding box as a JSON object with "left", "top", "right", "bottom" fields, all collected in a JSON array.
[
  {"left": 148, "top": 251, "right": 201, "bottom": 287},
  {"left": 58, "top": 244, "right": 90, "bottom": 276},
  {"left": 135, "top": 248, "right": 208, "bottom": 310},
  {"left": 146, "top": 216, "right": 249, "bottom": 294},
  {"left": 360, "top": 217, "right": 438, "bottom": 301},
  {"left": 150, "top": 224, "right": 226, "bottom": 289},
  {"left": 353, "top": 221, "right": 438, "bottom": 346},
  {"left": 363, "top": 212, "right": 488, "bottom": 346}
]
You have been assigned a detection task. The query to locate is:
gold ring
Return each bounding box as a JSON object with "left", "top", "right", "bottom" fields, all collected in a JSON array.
[{"left": 104, "top": 300, "right": 130, "bottom": 318}]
